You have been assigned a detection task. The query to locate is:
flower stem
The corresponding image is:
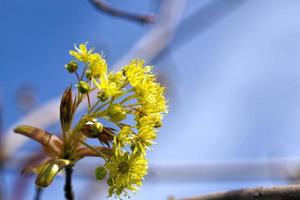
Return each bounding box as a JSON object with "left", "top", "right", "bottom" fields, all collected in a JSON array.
[
  {"left": 75, "top": 71, "right": 80, "bottom": 81},
  {"left": 88, "top": 99, "right": 101, "bottom": 114},
  {"left": 119, "top": 94, "right": 136, "bottom": 104},
  {"left": 64, "top": 166, "right": 74, "bottom": 200},
  {"left": 74, "top": 137, "right": 109, "bottom": 161},
  {"left": 80, "top": 64, "right": 87, "bottom": 80},
  {"left": 87, "top": 93, "right": 91, "bottom": 108},
  {"left": 34, "top": 187, "right": 43, "bottom": 200}
]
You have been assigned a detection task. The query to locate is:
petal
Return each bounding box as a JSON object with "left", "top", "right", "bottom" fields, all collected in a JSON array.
[{"left": 79, "top": 43, "right": 87, "bottom": 54}]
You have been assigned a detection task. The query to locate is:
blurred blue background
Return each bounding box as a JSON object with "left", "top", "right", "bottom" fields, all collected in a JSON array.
[{"left": 2, "top": 0, "right": 300, "bottom": 199}]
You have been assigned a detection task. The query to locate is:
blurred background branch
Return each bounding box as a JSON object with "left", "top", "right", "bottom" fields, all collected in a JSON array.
[
  {"left": 179, "top": 185, "right": 300, "bottom": 200},
  {"left": 6, "top": 155, "right": 300, "bottom": 183},
  {"left": 112, "top": 0, "right": 186, "bottom": 67},
  {"left": 89, "top": 0, "right": 156, "bottom": 24}
]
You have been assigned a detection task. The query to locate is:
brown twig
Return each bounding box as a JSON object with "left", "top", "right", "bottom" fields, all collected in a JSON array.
[
  {"left": 34, "top": 187, "right": 43, "bottom": 200},
  {"left": 89, "top": 0, "right": 156, "bottom": 24},
  {"left": 64, "top": 166, "right": 75, "bottom": 200},
  {"left": 180, "top": 185, "right": 300, "bottom": 200}
]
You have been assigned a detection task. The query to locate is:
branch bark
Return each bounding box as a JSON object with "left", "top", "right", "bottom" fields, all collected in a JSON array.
[
  {"left": 180, "top": 185, "right": 300, "bottom": 200},
  {"left": 89, "top": 0, "right": 156, "bottom": 23}
]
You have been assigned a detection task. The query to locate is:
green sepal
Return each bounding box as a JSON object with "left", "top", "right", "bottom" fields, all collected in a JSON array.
[{"left": 35, "top": 159, "right": 71, "bottom": 188}]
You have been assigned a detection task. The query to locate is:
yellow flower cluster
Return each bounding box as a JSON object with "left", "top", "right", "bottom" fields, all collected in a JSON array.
[
  {"left": 67, "top": 43, "right": 167, "bottom": 198},
  {"left": 123, "top": 60, "right": 168, "bottom": 155},
  {"left": 105, "top": 152, "right": 148, "bottom": 197}
]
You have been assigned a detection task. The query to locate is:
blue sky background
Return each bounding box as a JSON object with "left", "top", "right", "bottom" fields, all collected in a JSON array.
[{"left": 2, "top": 0, "right": 300, "bottom": 199}]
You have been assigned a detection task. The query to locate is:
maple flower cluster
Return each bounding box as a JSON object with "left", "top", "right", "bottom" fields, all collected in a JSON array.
[{"left": 67, "top": 43, "right": 168, "bottom": 197}]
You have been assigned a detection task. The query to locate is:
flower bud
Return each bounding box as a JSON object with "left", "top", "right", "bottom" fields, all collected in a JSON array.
[
  {"left": 35, "top": 159, "right": 70, "bottom": 188},
  {"left": 77, "top": 81, "right": 90, "bottom": 94},
  {"left": 65, "top": 60, "right": 78, "bottom": 73},
  {"left": 107, "top": 178, "right": 114, "bottom": 186},
  {"left": 35, "top": 162, "right": 59, "bottom": 188},
  {"left": 107, "top": 104, "right": 127, "bottom": 122},
  {"left": 92, "top": 122, "right": 103, "bottom": 133},
  {"left": 95, "top": 166, "right": 106, "bottom": 181},
  {"left": 97, "top": 90, "right": 109, "bottom": 102},
  {"left": 85, "top": 69, "right": 92, "bottom": 80},
  {"left": 60, "top": 87, "right": 75, "bottom": 132}
]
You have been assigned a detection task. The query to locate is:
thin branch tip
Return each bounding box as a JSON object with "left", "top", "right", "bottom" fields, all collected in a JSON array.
[{"left": 89, "top": 0, "right": 157, "bottom": 24}]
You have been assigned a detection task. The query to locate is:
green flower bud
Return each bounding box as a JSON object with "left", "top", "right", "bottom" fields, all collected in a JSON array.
[
  {"left": 85, "top": 69, "right": 92, "bottom": 80},
  {"left": 35, "top": 162, "right": 59, "bottom": 188},
  {"left": 65, "top": 60, "right": 78, "bottom": 73},
  {"left": 97, "top": 90, "right": 109, "bottom": 102},
  {"left": 92, "top": 122, "right": 103, "bottom": 133},
  {"left": 107, "top": 104, "right": 127, "bottom": 122},
  {"left": 35, "top": 159, "right": 70, "bottom": 188},
  {"left": 95, "top": 166, "right": 106, "bottom": 181},
  {"left": 77, "top": 81, "right": 90, "bottom": 94},
  {"left": 107, "top": 178, "right": 114, "bottom": 186}
]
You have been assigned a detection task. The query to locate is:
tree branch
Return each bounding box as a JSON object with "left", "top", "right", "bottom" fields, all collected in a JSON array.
[
  {"left": 180, "top": 185, "right": 300, "bottom": 200},
  {"left": 89, "top": 0, "right": 156, "bottom": 24}
]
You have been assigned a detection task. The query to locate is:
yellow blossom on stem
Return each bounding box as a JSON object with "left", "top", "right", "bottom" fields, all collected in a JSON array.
[
  {"left": 132, "top": 126, "right": 157, "bottom": 155},
  {"left": 14, "top": 43, "right": 168, "bottom": 199},
  {"left": 88, "top": 53, "right": 107, "bottom": 77},
  {"left": 69, "top": 43, "right": 94, "bottom": 63},
  {"left": 123, "top": 59, "right": 153, "bottom": 87},
  {"left": 105, "top": 152, "right": 148, "bottom": 197},
  {"left": 93, "top": 73, "right": 124, "bottom": 98},
  {"left": 113, "top": 126, "right": 133, "bottom": 153}
]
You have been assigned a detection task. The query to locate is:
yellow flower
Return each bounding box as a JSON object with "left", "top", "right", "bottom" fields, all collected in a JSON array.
[
  {"left": 123, "top": 59, "right": 153, "bottom": 87},
  {"left": 114, "top": 126, "right": 133, "bottom": 152},
  {"left": 69, "top": 43, "right": 94, "bottom": 63},
  {"left": 65, "top": 45, "right": 167, "bottom": 197},
  {"left": 93, "top": 72, "right": 124, "bottom": 98},
  {"left": 122, "top": 59, "right": 168, "bottom": 115},
  {"left": 105, "top": 152, "right": 148, "bottom": 197},
  {"left": 108, "top": 71, "right": 126, "bottom": 88},
  {"left": 132, "top": 126, "right": 156, "bottom": 155},
  {"left": 131, "top": 115, "right": 163, "bottom": 155},
  {"left": 135, "top": 77, "right": 168, "bottom": 115},
  {"left": 138, "top": 114, "right": 162, "bottom": 128},
  {"left": 89, "top": 53, "right": 107, "bottom": 77}
]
